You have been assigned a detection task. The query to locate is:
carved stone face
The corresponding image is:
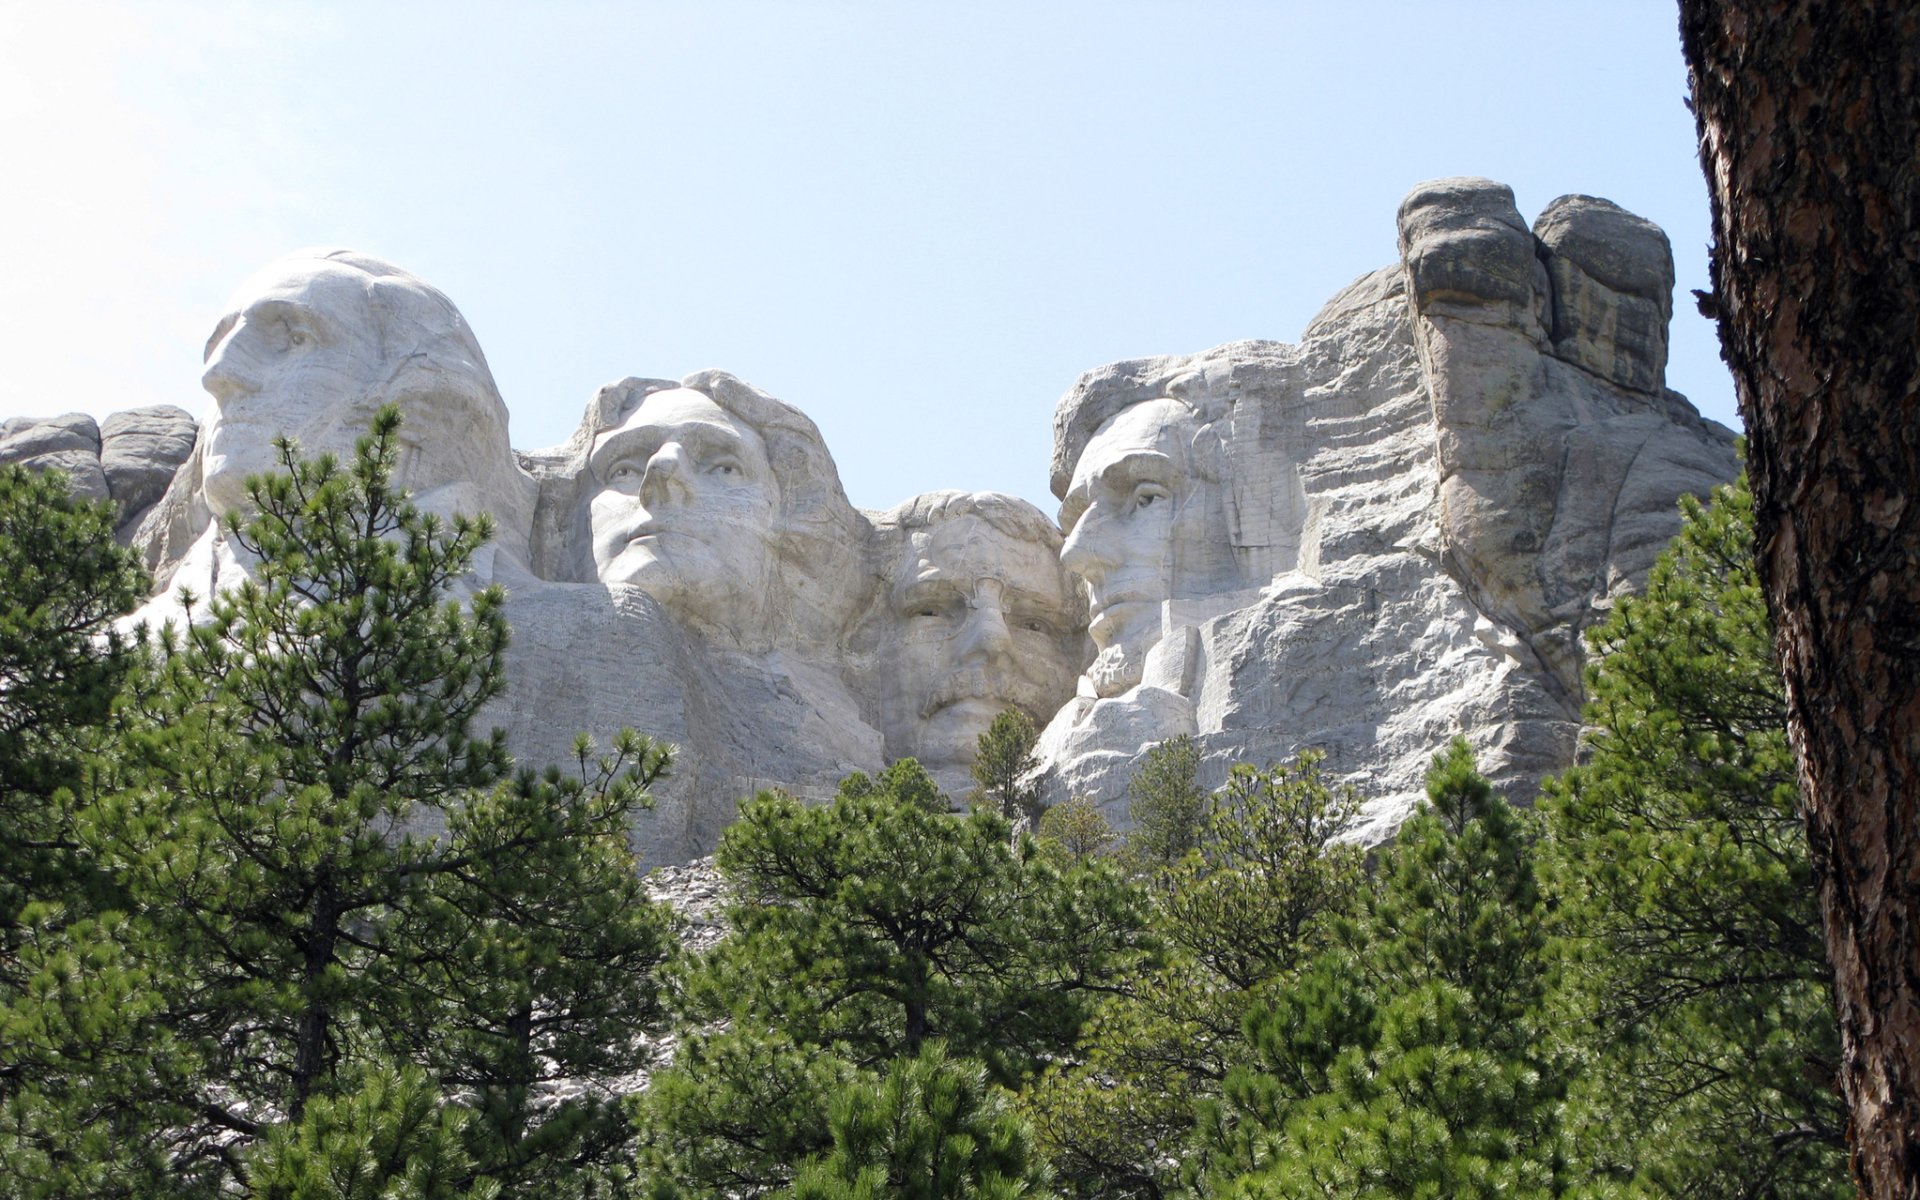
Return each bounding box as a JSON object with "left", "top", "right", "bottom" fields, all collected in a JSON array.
[
  {"left": 1059, "top": 397, "right": 1230, "bottom": 697},
  {"left": 885, "top": 512, "right": 1077, "bottom": 775},
  {"left": 200, "top": 261, "right": 386, "bottom": 517},
  {"left": 588, "top": 387, "right": 779, "bottom": 637}
]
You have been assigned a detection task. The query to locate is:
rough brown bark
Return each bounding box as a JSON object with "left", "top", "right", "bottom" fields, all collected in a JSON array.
[{"left": 1677, "top": 2, "right": 1920, "bottom": 1195}]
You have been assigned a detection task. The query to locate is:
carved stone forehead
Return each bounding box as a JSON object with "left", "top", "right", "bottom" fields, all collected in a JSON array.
[
  {"left": 906, "top": 513, "right": 1066, "bottom": 585},
  {"left": 222, "top": 256, "right": 367, "bottom": 309},
  {"left": 205, "top": 260, "right": 372, "bottom": 356},
  {"left": 878, "top": 489, "right": 1061, "bottom": 547},
  {"left": 1049, "top": 352, "right": 1239, "bottom": 499},
  {"left": 206, "top": 252, "right": 487, "bottom": 380},
  {"left": 588, "top": 387, "right": 772, "bottom": 478},
  {"left": 1076, "top": 398, "right": 1198, "bottom": 469}
]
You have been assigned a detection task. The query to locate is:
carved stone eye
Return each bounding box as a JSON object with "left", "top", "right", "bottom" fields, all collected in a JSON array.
[
  {"left": 276, "top": 315, "right": 316, "bottom": 351},
  {"left": 1133, "top": 484, "right": 1169, "bottom": 511}
]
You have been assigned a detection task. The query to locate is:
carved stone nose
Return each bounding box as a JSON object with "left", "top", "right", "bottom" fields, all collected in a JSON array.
[
  {"left": 640, "top": 442, "right": 693, "bottom": 506},
  {"left": 1060, "top": 508, "right": 1114, "bottom": 583},
  {"left": 201, "top": 335, "right": 262, "bottom": 403},
  {"left": 955, "top": 586, "right": 1014, "bottom": 666}
]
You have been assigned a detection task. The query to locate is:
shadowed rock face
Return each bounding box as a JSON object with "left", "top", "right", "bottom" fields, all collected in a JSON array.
[
  {"left": 100, "top": 408, "right": 197, "bottom": 529},
  {"left": 1399, "top": 179, "right": 1732, "bottom": 698},
  {"left": 1, "top": 412, "right": 111, "bottom": 503},
  {"left": 20, "top": 175, "right": 1733, "bottom": 863}
]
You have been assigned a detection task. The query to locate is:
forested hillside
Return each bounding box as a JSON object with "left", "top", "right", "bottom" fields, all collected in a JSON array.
[{"left": 0, "top": 419, "right": 1845, "bottom": 1197}]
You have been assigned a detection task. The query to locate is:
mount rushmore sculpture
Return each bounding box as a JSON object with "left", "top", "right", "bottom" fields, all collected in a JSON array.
[{"left": 6, "top": 178, "right": 1737, "bottom": 863}]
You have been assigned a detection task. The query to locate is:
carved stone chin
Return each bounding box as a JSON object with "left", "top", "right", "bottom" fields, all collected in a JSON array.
[{"left": 1086, "top": 641, "right": 1146, "bottom": 699}]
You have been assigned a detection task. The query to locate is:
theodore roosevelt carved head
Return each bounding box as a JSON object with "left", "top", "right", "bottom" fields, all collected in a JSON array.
[{"left": 871, "top": 491, "right": 1081, "bottom": 781}]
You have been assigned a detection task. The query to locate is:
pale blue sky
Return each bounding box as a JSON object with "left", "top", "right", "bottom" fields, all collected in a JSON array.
[{"left": 0, "top": 1, "right": 1732, "bottom": 515}]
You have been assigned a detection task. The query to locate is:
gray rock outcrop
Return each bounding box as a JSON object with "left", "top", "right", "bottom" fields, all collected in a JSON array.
[
  {"left": 99, "top": 407, "right": 198, "bottom": 527},
  {"left": 15, "top": 175, "right": 1736, "bottom": 862},
  {"left": 1033, "top": 177, "right": 1736, "bottom": 840},
  {"left": 0, "top": 405, "right": 197, "bottom": 536},
  {"left": 0, "top": 412, "right": 107, "bottom": 502}
]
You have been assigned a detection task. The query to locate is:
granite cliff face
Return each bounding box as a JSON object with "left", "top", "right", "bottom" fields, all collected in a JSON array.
[
  {"left": 4, "top": 179, "right": 1737, "bottom": 862},
  {"left": 0, "top": 406, "right": 196, "bottom": 536},
  {"left": 1037, "top": 179, "right": 1734, "bottom": 839}
]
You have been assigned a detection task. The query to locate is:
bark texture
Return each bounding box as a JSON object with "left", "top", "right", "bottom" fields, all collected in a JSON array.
[{"left": 1678, "top": 2, "right": 1920, "bottom": 1195}]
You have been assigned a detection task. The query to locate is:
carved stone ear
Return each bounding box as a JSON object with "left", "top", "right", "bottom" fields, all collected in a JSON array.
[{"left": 1187, "top": 419, "right": 1226, "bottom": 484}]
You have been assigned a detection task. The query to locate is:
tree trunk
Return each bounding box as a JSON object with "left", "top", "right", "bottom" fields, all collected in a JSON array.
[
  {"left": 1677, "top": 3, "right": 1920, "bottom": 1195},
  {"left": 290, "top": 886, "right": 342, "bottom": 1119}
]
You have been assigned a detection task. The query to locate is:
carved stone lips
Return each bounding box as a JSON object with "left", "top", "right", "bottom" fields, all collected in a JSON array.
[
  {"left": 922, "top": 665, "right": 1020, "bottom": 718},
  {"left": 1084, "top": 593, "right": 1158, "bottom": 644}
]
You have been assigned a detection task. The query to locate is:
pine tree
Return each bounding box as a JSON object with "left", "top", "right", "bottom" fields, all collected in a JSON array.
[
  {"left": 0, "top": 907, "right": 207, "bottom": 1198},
  {"left": 1159, "top": 756, "right": 1366, "bottom": 994},
  {"left": 787, "top": 1042, "right": 1056, "bottom": 1200},
  {"left": 68, "top": 410, "right": 672, "bottom": 1194},
  {"left": 0, "top": 463, "right": 147, "bottom": 930},
  {"left": 0, "top": 465, "right": 179, "bottom": 1198},
  {"left": 365, "top": 733, "right": 677, "bottom": 1195},
  {"left": 246, "top": 1065, "right": 495, "bottom": 1200},
  {"left": 838, "top": 758, "right": 951, "bottom": 815},
  {"left": 686, "top": 762, "right": 1148, "bottom": 1081},
  {"left": 1035, "top": 795, "right": 1114, "bottom": 864},
  {"left": 632, "top": 1028, "right": 858, "bottom": 1200},
  {"left": 1197, "top": 741, "right": 1566, "bottom": 1199},
  {"left": 972, "top": 709, "right": 1043, "bottom": 822},
  {"left": 1541, "top": 473, "right": 1847, "bottom": 1197},
  {"left": 634, "top": 762, "right": 1150, "bottom": 1197},
  {"left": 1023, "top": 753, "right": 1364, "bottom": 1200},
  {"left": 1122, "top": 735, "right": 1208, "bottom": 874}
]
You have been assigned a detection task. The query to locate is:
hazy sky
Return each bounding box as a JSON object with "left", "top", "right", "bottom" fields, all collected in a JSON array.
[{"left": 0, "top": 1, "right": 1732, "bottom": 516}]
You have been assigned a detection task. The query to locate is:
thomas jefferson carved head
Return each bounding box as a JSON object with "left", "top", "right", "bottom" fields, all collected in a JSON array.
[
  {"left": 588, "top": 384, "right": 779, "bottom": 636},
  {"left": 579, "top": 371, "right": 866, "bottom": 648}
]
